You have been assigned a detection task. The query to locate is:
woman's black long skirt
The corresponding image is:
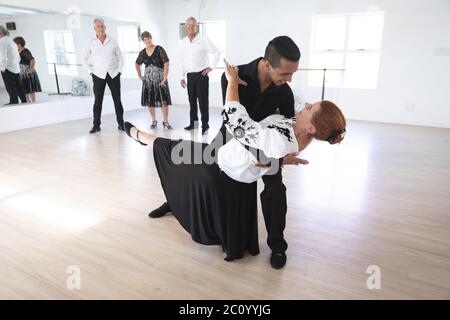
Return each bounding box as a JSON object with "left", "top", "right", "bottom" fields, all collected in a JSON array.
[{"left": 152, "top": 137, "right": 260, "bottom": 261}]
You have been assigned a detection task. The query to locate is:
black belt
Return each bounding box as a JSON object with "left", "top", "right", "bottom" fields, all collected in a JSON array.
[{"left": 187, "top": 69, "right": 207, "bottom": 75}]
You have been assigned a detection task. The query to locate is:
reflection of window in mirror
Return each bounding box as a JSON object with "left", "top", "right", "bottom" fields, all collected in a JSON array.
[
  {"left": 308, "top": 11, "right": 385, "bottom": 89},
  {"left": 43, "top": 30, "right": 77, "bottom": 76},
  {"left": 117, "top": 25, "right": 141, "bottom": 78},
  {"left": 179, "top": 20, "right": 226, "bottom": 83}
]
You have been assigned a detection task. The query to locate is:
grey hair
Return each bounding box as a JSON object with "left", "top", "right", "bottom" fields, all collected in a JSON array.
[
  {"left": 186, "top": 17, "right": 198, "bottom": 25},
  {"left": 0, "top": 25, "right": 9, "bottom": 36},
  {"left": 93, "top": 18, "right": 105, "bottom": 26}
]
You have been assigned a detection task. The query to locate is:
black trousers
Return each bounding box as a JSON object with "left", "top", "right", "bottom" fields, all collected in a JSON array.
[
  {"left": 261, "top": 163, "right": 288, "bottom": 253},
  {"left": 92, "top": 73, "right": 124, "bottom": 128},
  {"left": 2, "top": 69, "right": 26, "bottom": 104},
  {"left": 211, "top": 127, "right": 289, "bottom": 253},
  {"left": 186, "top": 71, "right": 209, "bottom": 129}
]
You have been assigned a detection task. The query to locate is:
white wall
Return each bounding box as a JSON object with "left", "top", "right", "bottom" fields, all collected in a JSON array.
[
  {"left": 162, "top": 0, "right": 450, "bottom": 128},
  {"left": 1, "top": 0, "right": 166, "bottom": 41},
  {"left": 0, "top": 89, "right": 141, "bottom": 133}
]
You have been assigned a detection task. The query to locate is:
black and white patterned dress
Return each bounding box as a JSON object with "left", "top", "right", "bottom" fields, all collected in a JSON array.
[
  {"left": 218, "top": 101, "right": 297, "bottom": 183},
  {"left": 18, "top": 48, "right": 41, "bottom": 94},
  {"left": 151, "top": 100, "right": 298, "bottom": 261},
  {"left": 136, "top": 46, "right": 172, "bottom": 108}
]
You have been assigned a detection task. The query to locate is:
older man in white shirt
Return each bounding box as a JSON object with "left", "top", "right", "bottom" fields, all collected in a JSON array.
[
  {"left": 0, "top": 25, "right": 26, "bottom": 105},
  {"left": 83, "top": 18, "right": 124, "bottom": 134},
  {"left": 180, "top": 17, "right": 220, "bottom": 135}
]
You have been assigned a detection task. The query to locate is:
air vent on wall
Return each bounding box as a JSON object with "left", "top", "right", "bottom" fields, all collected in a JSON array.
[{"left": 6, "top": 22, "right": 16, "bottom": 30}]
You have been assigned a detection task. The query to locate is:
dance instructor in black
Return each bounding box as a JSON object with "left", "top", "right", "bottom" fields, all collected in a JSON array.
[
  {"left": 123, "top": 60, "right": 347, "bottom": 263},
  {"left": 217, "top": 36, "right": 302, "bottom": 269},
  {"left": 149, "top": 36, "right": 304, "bottom": 269}
]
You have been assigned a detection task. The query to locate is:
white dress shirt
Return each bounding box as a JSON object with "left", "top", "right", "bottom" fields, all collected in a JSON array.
[
  {"left": 0, "top": 36, "right": 20, "bottom": 74},
  {"left": 218, "top": 101, "right": 298, "bottom": 183},
  {"left": 179, "top": 33, "right": 220, "bottom": 79},
  {"left": 83, "top": 35, "right": 123, "bottom": 79}
]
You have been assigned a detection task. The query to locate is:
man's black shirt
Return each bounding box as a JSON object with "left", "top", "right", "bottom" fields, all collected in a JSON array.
[
  {"left": 220, "top": 57, "right": 295, "bottom": 121},
  {"left": 212, "top": 57, "right": 295, "bottom": 153}
]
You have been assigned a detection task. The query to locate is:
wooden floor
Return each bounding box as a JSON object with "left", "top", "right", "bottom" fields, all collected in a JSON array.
[{"left": 0, "top": 105, "right": 449, "bottom": 299}]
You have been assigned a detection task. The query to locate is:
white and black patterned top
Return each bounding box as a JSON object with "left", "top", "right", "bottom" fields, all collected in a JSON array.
[{"left": 217, "top": 101, "right": 298, "bottom": 183}]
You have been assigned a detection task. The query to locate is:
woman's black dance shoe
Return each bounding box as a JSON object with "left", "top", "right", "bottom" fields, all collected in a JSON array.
[
  {"left": 124, "top": 121, "right": 147, "bottom": 146},
  {"left": 148, "top": 202, "right": 171, "bottom": 218}
]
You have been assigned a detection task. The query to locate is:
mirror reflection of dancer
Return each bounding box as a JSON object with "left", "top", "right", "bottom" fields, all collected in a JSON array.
[
  {"left": 0, "top": 26, "right": 26, "bottom": 105},
  {"left": 13, "top": 37, "right": 42, "bottom": 103},
  {"left": 123, "top": 60, "right": 346, "bottom": 263}
]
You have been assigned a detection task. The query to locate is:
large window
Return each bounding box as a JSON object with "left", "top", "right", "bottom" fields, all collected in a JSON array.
[
  {"left": 43, "top": 30, "right": 77, "bottom": 75},
  {"left": 179, "top": 20, "right": 226, "bottom": 82},
  {"left": 308, "top": 12, "right": 385, "bottom": 89},
  {"left": 117, "top": 25, "right": 141, "bottom": 78}
]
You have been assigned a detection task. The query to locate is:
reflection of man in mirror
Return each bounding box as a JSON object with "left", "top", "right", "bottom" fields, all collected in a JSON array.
[
  {"left": 0, "top": 25, "right": 27, "bottom": 105},
  {"left": 83, "top": 18, "right": 124, "bottom": 134},
  {"left": 179, "top": 17, "right": 220, "bottom": 135}
]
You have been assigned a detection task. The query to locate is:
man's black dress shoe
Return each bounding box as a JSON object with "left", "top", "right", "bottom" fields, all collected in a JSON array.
[
  {"left": 89, "top": 127, "right": 101, "bottom": 134},
  {"left": 270, "top": 251, "right": 287, "bottom": 269}
]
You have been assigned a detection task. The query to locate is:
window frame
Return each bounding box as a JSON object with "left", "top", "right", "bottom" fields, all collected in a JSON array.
[
  {"left": 117, "top": 25, "right": 142, "bottom": 79},
  {"left": 308, "top": 11, "right": 385, "bottom": 89},
  {"left": 43, "top": 29, "right": 77, "bottom": 76}
]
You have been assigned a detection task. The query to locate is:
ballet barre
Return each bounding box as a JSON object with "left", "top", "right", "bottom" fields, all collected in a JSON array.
[
  {"left": 214, "top": 67, "right": 345, "bottom": 100},
  {"left": 299, "top": 68, "right": 345, "bottom": 100}
]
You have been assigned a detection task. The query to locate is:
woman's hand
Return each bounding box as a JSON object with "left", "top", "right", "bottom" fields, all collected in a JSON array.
[
  {"left": 224, "top": 59, "right": 239, "bottom": 82},
  {"left": 160, "top": 78, "right": 167, "bottom": 87},
  {"left": 224, "top": 59, "right": 248, "bottom": 86}
]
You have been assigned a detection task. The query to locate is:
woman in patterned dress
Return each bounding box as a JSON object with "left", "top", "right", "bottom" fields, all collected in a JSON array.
[
  {"left": 13, "top": 37, "right": 42, "bottom": 103},
  {"left": 135, "top": 31, "right": 172, "bottom": 129}
]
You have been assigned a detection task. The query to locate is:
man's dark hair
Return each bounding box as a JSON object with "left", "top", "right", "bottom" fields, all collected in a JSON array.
[{"left": 264, "top": 36, "right": 300, "bottom": 68}]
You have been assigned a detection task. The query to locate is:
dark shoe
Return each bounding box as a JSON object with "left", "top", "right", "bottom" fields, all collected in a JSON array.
[
  {"left": 148, "top": 202, "right": 171, "bottom": 218},
  {"left": 124, "top": 121, "right": 147, "bottom": 146},
  {"left": 184, "top": 123, "right": 198, "bottom": 131},
  {"left": 270, "top": 251, "right": 287, "bottom": 269},
  {"left": 89, "top": 126, "right": 101, "bottom": 134},
  {"left": 162, "top": 121, "right": 173, "bottom": 130},
  {"left": 118, "top": 124, "right": 124, "bottom": 131},
  {"left": 202, "top": 127, "right": 209, "bottom": 135},
  {"left": 150, "top": 121, "right": 157, "bottom": 129}
]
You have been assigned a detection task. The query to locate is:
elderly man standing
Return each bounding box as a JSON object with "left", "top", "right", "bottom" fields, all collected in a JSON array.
[
  {"left": 180, "top": 17, "right": 220, "bottom": 135},
  {"left": 83, "top": 18, "right": 124, "bottom": 134},
  {"left": 0, "top": 25, "right": 26, "bottom": 105}
]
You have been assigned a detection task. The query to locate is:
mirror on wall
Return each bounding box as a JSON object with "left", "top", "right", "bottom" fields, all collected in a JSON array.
[{"left": 0, "top": 4, "right": 141, "bottom": 107}]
